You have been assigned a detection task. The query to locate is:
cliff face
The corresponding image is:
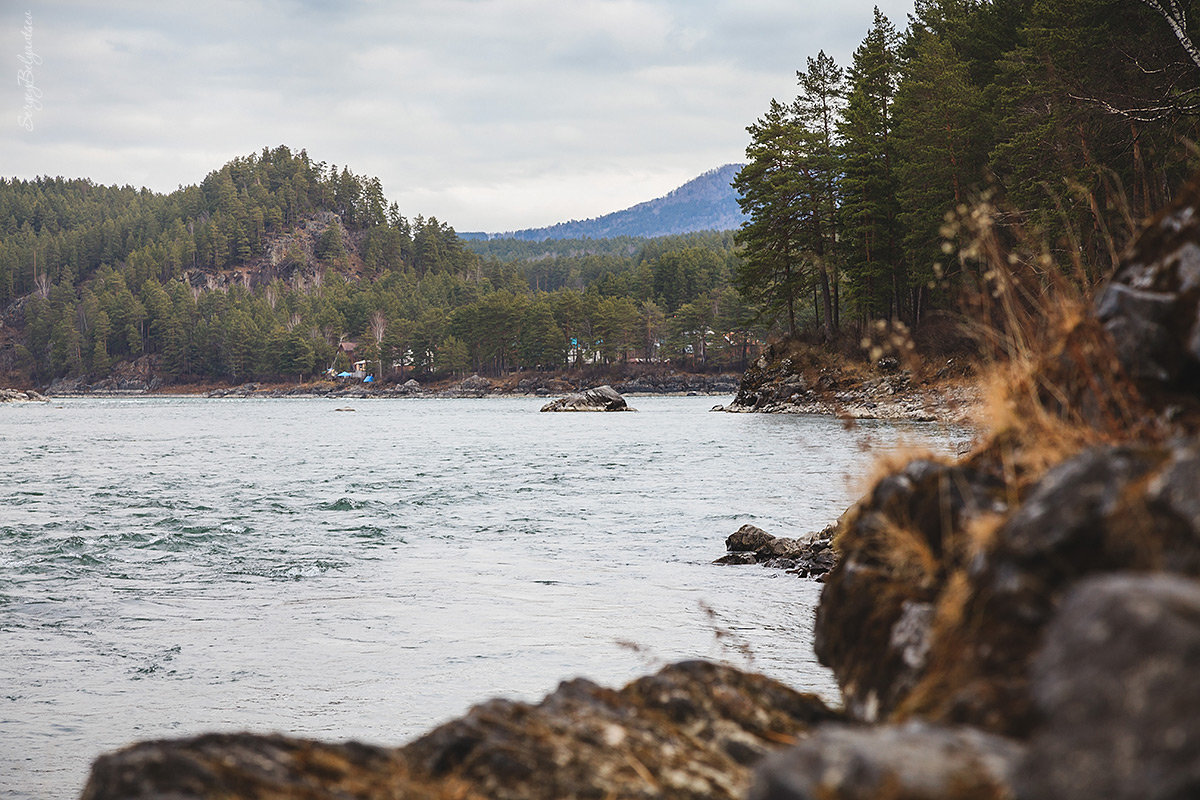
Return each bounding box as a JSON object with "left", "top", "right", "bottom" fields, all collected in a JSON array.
[{"left": 80, "top": 180, "right": 1200, "bottom": 799}]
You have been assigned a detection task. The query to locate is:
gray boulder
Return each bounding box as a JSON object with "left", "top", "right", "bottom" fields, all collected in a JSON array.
[
  {"left": 751, "top": 721, "right": 1022, "bottom": 800},
  {"left": 0, "top": 388, "right": 47, "bottom": 402},
  {"left": 539, "top": 384, "right": 633, "bottom": 412},
  {"left": 457, "top": 374, "right": 492, "bottom": 396},
  {"left": 1017, "top": 573, "right": 1200, "bottom": 800}
]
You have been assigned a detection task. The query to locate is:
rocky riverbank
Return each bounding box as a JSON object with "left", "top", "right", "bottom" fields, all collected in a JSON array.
[
  {"left": 719, "top": 346, "right": 979, "bottom": 423},
  {"left": 78, "top": 180, "right": 1200, "bottom": 798},
  {"left": 40, "top": 368, "right": 741, "bottom": 400}
]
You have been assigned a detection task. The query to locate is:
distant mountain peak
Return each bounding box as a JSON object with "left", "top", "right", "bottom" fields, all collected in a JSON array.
[{"left": 465, "top": 164, "right": 746, "bottom": 242}]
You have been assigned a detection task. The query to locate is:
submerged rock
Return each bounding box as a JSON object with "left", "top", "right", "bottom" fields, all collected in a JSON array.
[
  {"left": 539, "top": 384, "right": 634, "bottom": 412},
  {"left": 81, "top": 661, "right": 840, "bottom": 800}
]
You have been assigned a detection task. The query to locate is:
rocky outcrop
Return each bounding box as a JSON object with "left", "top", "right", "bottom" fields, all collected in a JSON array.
[
  {"left": 456, "top": 374, "right": 492, "bottom": 397},
  {"left": 539, "top": 384, "right": 634, "bottom": 412},
  {"left": 725, "top": 345, "right": 976, "bottom": 422},
  {"left": 81, "top": 661, "right": 840, "bottom": 800},
  {"left": 714, "top": 523, "right": 836, "bottom": 579},
  {"left": 1095, "top": 178, "right": 1200, "bottom": 427},
  {"left": 813, "top": 425, "right": 1200, "bottom": 738},
  {"left": 46, "top": 355, "right": 162, "bottom": 395}
]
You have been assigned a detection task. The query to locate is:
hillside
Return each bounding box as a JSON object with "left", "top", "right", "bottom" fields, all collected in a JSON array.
[
  {"left": 464, "top": 164, "right": 746, "bottom": 242},
  {"left": 0, "top": 149, "right": 766, "bottom": 390}
]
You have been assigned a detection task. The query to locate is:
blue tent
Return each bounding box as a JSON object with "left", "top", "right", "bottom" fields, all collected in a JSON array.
[
  {"left": 336, "top": 371, "right": 353, "bottom": 377},
  {"left": 364, "top": 375, "right": 374, "bottom": 383}
]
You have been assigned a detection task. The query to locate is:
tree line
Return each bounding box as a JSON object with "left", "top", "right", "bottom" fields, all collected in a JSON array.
[
  {"left": 735, "top": 0, "right": 1200, "bottom": 339},
  {"left": 1, "top": 147, "right": 765, "bottom": 384}
]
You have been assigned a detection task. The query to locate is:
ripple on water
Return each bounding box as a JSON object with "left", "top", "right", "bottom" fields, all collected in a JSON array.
[{"left": 0, "top": 396, "right": 974, "bottom": 800}]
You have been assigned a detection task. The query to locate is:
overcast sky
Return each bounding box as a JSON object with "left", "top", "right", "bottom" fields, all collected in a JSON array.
[{"left": 7, "top": 1, "right": 915, "bottom": 232}]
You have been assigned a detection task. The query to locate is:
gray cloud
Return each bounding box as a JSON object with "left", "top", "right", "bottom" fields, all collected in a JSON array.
[{"left": 4, "top": 0, "right": 914, "bottom": 230}]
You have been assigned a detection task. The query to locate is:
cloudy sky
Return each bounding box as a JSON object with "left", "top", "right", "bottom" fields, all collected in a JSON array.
[{"left": 7, "top": 1, "right": 914, "bottom": 232}]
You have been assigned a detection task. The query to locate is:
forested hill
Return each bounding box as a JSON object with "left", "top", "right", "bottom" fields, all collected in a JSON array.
[
  {"left": 465, "top": 164, "right": 747, "bottom": 242},
  {"left": 0, "top": 148, "right": 763, "bottom": 388}
]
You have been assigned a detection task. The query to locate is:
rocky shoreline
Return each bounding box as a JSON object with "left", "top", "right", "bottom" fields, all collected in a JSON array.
[
  {"left": 716, "top": 348, "right": 979, "bottom": 423},
  {"left": 39, "top": 370, "right": 742, "bottom": 400}
]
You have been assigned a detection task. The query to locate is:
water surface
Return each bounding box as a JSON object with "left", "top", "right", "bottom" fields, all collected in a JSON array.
[{"left": 0, "top": 395, "right": 971, "bottom": 798}]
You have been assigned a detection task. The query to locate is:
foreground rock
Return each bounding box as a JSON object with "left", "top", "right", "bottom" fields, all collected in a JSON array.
[
  {"left": 752, "top": 721, "right": 1022, "bottom": 800},
  {"left": 1017, "top": 573, "right": 1200, "bottom": 800},
  {"left": 715, "top": 523, "right": 836, "bottom": 579},
  {"left": 80, "top": 733, "right": 424, "bottom": 800},
  {"left": 81, "top": 661, "right": 840, "bottom": 800},
  {"left": 539, "top": 384, "right": 634, "bottom": 412}
]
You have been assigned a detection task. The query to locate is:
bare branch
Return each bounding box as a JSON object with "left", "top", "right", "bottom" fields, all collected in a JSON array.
[
  {"left": 1067, "top": 91, "right": 1200, "bottom": 121},
  {"left": 1138, "top": 0, "right": 1200, "bottom": 71}
]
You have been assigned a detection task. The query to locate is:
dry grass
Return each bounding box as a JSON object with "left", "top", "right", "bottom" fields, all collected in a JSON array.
[
  {"left": 875, "top": 519, "right": 941, "bottom": 590},
  {"left": 942, "top": 194, "right": 1159, "bottom": 495}
]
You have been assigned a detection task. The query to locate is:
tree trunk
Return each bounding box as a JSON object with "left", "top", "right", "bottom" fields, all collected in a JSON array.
[{"left": 819, "top": 261, "right": 834, "bottom": 340}]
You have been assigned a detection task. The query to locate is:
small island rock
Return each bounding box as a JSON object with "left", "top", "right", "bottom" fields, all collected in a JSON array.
[{"left": 540, "top": 384, "right": 634, "bottom": 412}]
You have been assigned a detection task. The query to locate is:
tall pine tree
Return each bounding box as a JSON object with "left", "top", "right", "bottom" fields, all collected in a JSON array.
[{"left": 839, "top": 8, "right": 905, "bottom": 326}]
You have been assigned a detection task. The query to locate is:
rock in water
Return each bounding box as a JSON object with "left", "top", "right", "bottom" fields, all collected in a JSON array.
[
  {"left": 0, "top": 388, "right": 47, "bottom": 402},
  {"left": 1017, "top": 573, "right": 1200, "bottom": 800},
  {"left": 725, "top": 524, "right": 776, "bottom": 552},
  {"left": 716, "top": 523, "right": 837, "bottom": 578},
  {"left": 539, "top": 384, "right": 634, "bottom": 412}
]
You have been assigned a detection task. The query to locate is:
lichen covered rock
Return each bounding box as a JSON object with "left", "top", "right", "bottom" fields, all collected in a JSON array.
[
  {"left": 80, "top": 661, "right": 840, "bottom": 800},
  {"left": 1017, "top": 573, "right": 1200, "bottom": 800},
  {"left": 751, "top": 721, "right": 1022, "bottom": 800}
]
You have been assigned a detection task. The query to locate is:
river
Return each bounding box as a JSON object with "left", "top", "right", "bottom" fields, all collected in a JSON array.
[{"left": 0, "top": 395, "right": 971, "bottom": 798}]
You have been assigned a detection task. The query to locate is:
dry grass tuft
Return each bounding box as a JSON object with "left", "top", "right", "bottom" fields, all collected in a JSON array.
[
  {"left": 942, "top": 194, "right": 1159, "bottom": 495},
  {"left": 875, "top": 519, "right": 941, "bottom": 590}
]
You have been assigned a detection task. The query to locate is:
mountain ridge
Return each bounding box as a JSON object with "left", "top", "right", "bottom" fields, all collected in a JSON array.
[{"left": 463, "top": 164, "right": 746, "bottom": 242}]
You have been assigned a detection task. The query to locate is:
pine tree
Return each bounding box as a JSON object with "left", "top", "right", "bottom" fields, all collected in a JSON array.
[
  {"left": 893, "top": 29, "right": 988, "bottom": 310},
  {"left": 733, "top": 99, "right": 810, "bottom": 338},
  {"left": 839, "top": 8, "right": 904, "bottom": 325},
  {"left": 796, "top": 50, "right": 846, "bottom": 335}
]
